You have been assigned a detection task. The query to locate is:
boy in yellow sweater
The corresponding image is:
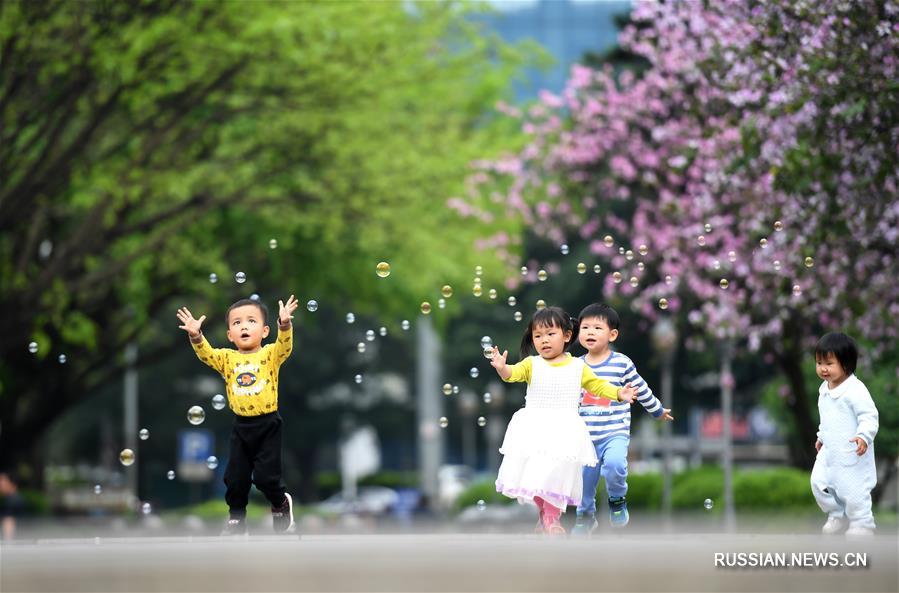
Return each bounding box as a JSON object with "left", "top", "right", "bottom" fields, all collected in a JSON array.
[{"left": 177, "top": 295, "right": 298, "bottom": 535}]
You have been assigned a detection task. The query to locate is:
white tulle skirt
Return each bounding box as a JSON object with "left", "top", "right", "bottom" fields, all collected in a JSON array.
[{"left": 494, "top": 408, "right": 598, "bottom": 511}]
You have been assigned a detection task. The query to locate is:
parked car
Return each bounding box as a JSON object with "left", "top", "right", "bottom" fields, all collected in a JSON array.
[{"left": 314, "top": 486, "right": 399, "bottom": 516}]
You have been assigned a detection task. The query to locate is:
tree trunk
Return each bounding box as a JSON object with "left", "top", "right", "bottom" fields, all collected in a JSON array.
[{"left": 777, "top": 350, "right": 817, "bottom": 470}]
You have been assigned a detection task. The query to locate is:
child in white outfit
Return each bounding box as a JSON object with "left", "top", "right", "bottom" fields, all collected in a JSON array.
[
  {"left": 811, "top": 332, "right": 879, "bottom": 536},
  {"left": 489, "top": 306, "right": 636, "bottom": 534}
]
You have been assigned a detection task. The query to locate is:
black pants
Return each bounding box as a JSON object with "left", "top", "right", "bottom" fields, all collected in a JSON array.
[{"left": 224, "top": 411, "right": 287, "bottom": 518}]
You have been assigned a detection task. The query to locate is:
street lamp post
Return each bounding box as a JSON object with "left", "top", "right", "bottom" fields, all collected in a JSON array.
[
  {"left": 720, "top": 338, "right": 736, "bottom": 532},
  {"left": 651, "top": 318, "right": 677, "bottom": 525}
]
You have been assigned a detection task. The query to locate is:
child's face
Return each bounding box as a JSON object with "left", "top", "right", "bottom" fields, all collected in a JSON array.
[
  {"left": 531, "top": 322, "right": 572, "bottom": 360},
  {"left": 227, "top": 304, "right": 270, "bottom": 352},
  {"left": 578, "top": 316, "right": 618, "bottom": 354},
  {"left": 815, "top": 352, "right": 847, "bottom": 387}
]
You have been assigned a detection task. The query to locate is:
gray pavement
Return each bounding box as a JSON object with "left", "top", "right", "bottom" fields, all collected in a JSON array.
[{"left": 2, "top": 530, "right": 896, "bottom": 593}]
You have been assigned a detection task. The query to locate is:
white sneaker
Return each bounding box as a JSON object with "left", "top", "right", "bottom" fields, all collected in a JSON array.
[
  {"left": 845, "top": 525, "right": 874, "bottom": 536},
  {"left": 821, "top": 516, "right": 847, "bottom": 535}
]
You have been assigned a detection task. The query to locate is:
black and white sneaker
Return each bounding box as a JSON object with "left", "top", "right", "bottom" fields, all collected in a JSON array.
[
  {"left": 220, "top": 517, "right": 248, "bottom": 536},
  {"left": 272, "top": 492, "right": 296, "bottom": 533}
]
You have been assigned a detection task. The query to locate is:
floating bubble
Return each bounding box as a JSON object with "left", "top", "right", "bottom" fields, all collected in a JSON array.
[
  {"left": 637, "top": 262, "right": 645, "bottom": 271},
  {"left": 480, "top": 336, "right": 493, "bottom": 348},
  {"left": 513, "top": 311, "right": 523, "bottom": 321},
  {"left": 346, "top": 312, "right": 356, "bottom": 324},
  {"left": 212, "top": 394, "right": 227, "bottom": 410},
  {"left": 773, "top": 260, "right": 783, "bottom": 271},
  {"left": 366, "top": 330, "right": 376, "bottom": 341},
  {"left": 421, "top": 301, "right": 432, "bottom": 314},
  {"left": 187, "top": 405, "right": 206, "bottom": 425},
  {"left": 625, "top": 249, "right": 634, "bottom": 261},
  {"left": 483, "top": 392, "right": 492, "bottom": 404},
  {"left": 483, "top": 346, "right": 494, "bottom": 359},
  {"left": 477, "top": 416, "right": 487, "bottom": 427},
  {"left": 475, "top": 265, "right": 483, "bottom": 276},
  {"left": 452, "top": 385, "right": 460, "bottom": 395},
  {"left": 379, "top": 326, "right": 387, "bottom": 337},
  {"left": 659, "top": 298, "right": 669, "bottom": 310},
  {"left": 401, "top": 320, "right": 411, "bottom": 331},
  {"left": 357, "top": 342, "right": 366, "bottom": 353},
  {"left": 728, "top": 251, "right": 737, "bottom": 262},
  {"left": 629, "top": 276, "right": 639, "bottom": 287},
  {"left": 719, "top": 278, "right": 729, "bottom": 289},
  {"left": 703, "top": 498, "right": 714, "bottom": 510},
  {"left": 792, "top": 284, "right": 802, "bottom": 296},
  {"left": 639, "top": 244, "right": 649, "bottom": 256},
  {"left": 141, "top": 502, "right": 152, "bottom": 515},
  {"left": 376, "top": 262, "right": 391, "bottom": 278},
  {"left": 472, "top": 285, "right": 483, "bottom": 297},
  {"left": 535, "top": 299, "right": 546, "bottom": 310},
  {"left": 520, "top": 266, "right": 528, "bottom": 276},
  {"left": 618, "top": 247, "right": 625, "bottom": 255},
  {"left": 804, "top": 256, "right": 814, "bottom": 268},
  {"left": 306, "top": 299, "right": 318, "bottom": 312},
  {"left": 438, "top": 298, "right": 446, "bottom": 309},
  {"left": 354, "top": 374, "right": 363, "bottom": 384},
  {"left": 250, "top": 293, "right": 260, "bottom": 301},
  {"left": 58, "top": 354, "right": 67, "bottom": 364},
  {"left": 759, "top": 238, "right": 768, "bottom": 248},
  {"left": 94, "top": 484, "right": 102, "bottom": 495},
  {"left": 209, "top": 273, "right": 218, "bottom": 284},
  {"left": 469, "top": 367, "right": 479, "bottom": 379},
  {"left": 665, "top": 275, "right": 673, "bottom": 285},
  {"left": 593, "top": 264, "right": 601, "bottom": 274},
  {"left": 442, "top": 383, "right": 453, "bottom": 396},
  {"left": 603, "top": 235, "right": 614, "bottom": 248},
  {"left": 488, "top": 289, "right": 497, "bottom": 300},
  {"left": 119, "top": 449, "right": 135, "bottom": 466},
  {"left": 704, "top": 223, "right": 712, "bottom": 233},
  {"left": 773, "top": 220, "right": 783, "bottom": 232},
  {"left": 439, "top": 417, "right": 449, "bottom": 428},
  {"left": 477, "top": 499, "right": 486, "bottom": 511},
  {"left": 235, "top": 272, "right": 246, "bottom": 284},
  {"left": 560, "top": 244, "right": 569, "bottom": 255},
  {"left": 139, "top": 428, "right": 149, "bottom": 441},
  {"left": 507, "top": 296, "right": 517, "bottom": 307},
  {"left": 206, "top": 456, "right": 218, "bottom": 470},
  {"left": 537, "top": 269, "right": 547, "bottom": 282},
  {"left": 697, "top": 235, "right": 706, "bottom": 246},
  {"left": 712, "top": 260, "right": 721, "bottom": 271},
  {"left": 167, "top": 470, "right": 176, "bottom": 480},
  {"left": 442, "top": 285, "right": 453, "bottom": 298},
  {"left": 473, "top": 277, "right": 482, "bottom": 286},
  {"left": 28, "top": 341, "right": 38, "bottom": 354},
  {"left": 269, "top": 239, "right": 278, "bottom": 249},
  {"left": 612, "top": 272, "right": 622, "bottom": 283},
  {"left": 577, "top": 263, "right": 586, "bottom": 274}
]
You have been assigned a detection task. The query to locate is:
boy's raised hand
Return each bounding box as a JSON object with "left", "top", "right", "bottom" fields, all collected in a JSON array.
[
  {"left": 278, "top": 295, "right": 299, "bottom": 326},
  {"left": 176, "top": 307, "right": 206, "bottom": 338},
  {"left": 660, "top": 408, "right": 674, "bottom": 421}
]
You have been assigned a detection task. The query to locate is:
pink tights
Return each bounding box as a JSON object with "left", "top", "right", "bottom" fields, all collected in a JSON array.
[{"left": 534, "top": 496, "right": 561, "bottom": 528}]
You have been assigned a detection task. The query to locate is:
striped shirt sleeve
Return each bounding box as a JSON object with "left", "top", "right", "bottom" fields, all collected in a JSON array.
[{"left": 622, "top": 356, "right": 664, "bottom": 417}]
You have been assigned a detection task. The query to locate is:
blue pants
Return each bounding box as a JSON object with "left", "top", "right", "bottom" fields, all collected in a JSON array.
[{"left": 578, "top": 435, "right": 629, "bottom": 514}]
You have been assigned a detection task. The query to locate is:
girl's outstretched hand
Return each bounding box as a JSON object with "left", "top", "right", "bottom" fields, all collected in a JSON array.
[
  {"left": 176, "top": 307, "right": 206, "bottom": 338},
  {"left": 278, "top": 295, "right": 299, "bottom": 326},
  {"left": 489, "top": 346, "right": 508, "bottom": 371},
  {"left": 617, "top": 383, "right": 637, "bottom": 404}
]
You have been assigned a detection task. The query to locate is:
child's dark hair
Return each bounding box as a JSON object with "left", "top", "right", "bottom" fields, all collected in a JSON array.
[
  {"left": 519, "top": 306, "right": 578, "bottom": 358},
  {"left": 226, "top": 299, "right": 269, "bottom": 325},
  {"left": 815, "top": 332, "right": 858, "bottom": 375},
  {"left": 577, "top": 303, "right": 620, "bottom": 330}
]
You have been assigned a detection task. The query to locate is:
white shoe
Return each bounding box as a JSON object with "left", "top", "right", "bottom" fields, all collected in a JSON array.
[
  {"left": 845, "top": 525, "right": 874, "bottom": 536},
  {"left": 821, "top": 516, "right": 847, "bottom": 534}
]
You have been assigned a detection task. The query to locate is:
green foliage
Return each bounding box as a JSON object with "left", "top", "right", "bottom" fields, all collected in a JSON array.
[
  {"left": 454, "top": 479, "right": 515, "bottom": 511},
  {"left": 733, "top": 467, "right": 816, "bottom": 510}
]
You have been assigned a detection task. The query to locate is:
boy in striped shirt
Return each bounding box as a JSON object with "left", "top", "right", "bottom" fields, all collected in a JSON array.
[{"left": 572, "top": 303, "right": 673, "bottom": 533}]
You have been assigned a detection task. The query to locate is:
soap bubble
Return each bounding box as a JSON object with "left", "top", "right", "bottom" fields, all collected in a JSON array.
[
  {"left": 306, "top": 300, "right": 318, "bottom": 312},
  {"left": 475, "top": 265, "right": 483, "bottom": 276},
  {"left": 366, "top": 330, "right": 376, "bottom": 341},
  {"left": 269, "top": 239, "right": 278, "bottom": 249},
  {"left": 469, "top": 367, "right": 479, "bottom": 379},
  {"left": 441, "top": 285, "right": 453, "bottom": 298},
  {"left": 637, "top": 262, "right": 645, "bottom": 271},
  {"left": 704, "top": 498, "right": 714, "bottom": 510},
  {"left": 773, "top": 260, "right": 781, "bottom": 271},
  {"left": 638, "top": 244, "right": 649, "bottom": 256},
  {"left": 759, "top": 238, "right": 768, "bottom": 248},
  {"left": 58, "top": 354, "right": 67, "bottom": 364},
  {"left": 612, "top": 272, "right": 622, "bottom": 283},
  {"left": 452, "top": 385, "right": 459, "bottom": 395},
  {"left": 488, "top": 289, "right": 497, "bottom": 300},
  {"left": 438, "top": 298, "right": 446, "bottom": 309},
  {"left": 507, "top": 296, "right": 517, "bottom": 307},
  {"left": 697, "top": 235, "right": 706, "bottom": 246},
  {"left": 719, "top": 278, "right": 729, "bottom": 289},
  {"left": 804, "top": 256, "right": 814, "bottom": 268},
  {"left": 209, "top": 273, "right": 218, "bottom": 284},
  {"left": 520, "top": 266, "right": 528, "bottom": 276},
  {"left": 603, "top": 235, "right": 614, "bottom": 248},
  {"left": 560, "top": 244, "right": 569, "bottom": 255},
  {"left": 665, "top": 275, "right": 673, "bottom": 285},
  {"left": 249, "top": 293, "right": 260, "bottom": 301},
  {"left": 442, "top": 383, "right": 453, "bottom": 396},
  {"left": 401, "top": 320, "right": 411, "bottom": 331},
  {"left": 376, "top": 262, "right": 391, "bottom": 278},
  {"left": 346, "top": 312, "right": 356, "bottom": 324},
  {"left": 354, "top": 374, "right": 363, "bottom": 384},
  {"left": 206, "top": 456, "right": 218, "bottom": 470},
  {"left": 139, "top": 428, "right": 149, "bottom": 441},
  {"left": 235, "top": 272, "right": 246, "bottom": 284},
  {"left": 477, "top": 499, "right": 486, "bottom": 511},
  {"left": 356, "top": 342, "right": 366, "bottom": 353},
  {"left": 593, "top": 264, "right": 601, "bottom": 274},
  {"left": 480, "top": 336, "right": 492, "bottom": 348},
  {"left": 629, "top": 276, "right": 639, "bottom": 287},
  {"left": 577, "top": 263, "right": 586, "bottom": 274},
  {"left": 379, "top": 327, "right": 387, "bottom": 337},
  {"left": 187, "top": 405, "right": 206, "bottom": 425},
  {"left": 792, "top": 284, "right": 802, "bottom": 296},
  {"left": 119, "top": 449, "right": 135, "bottom": 466},
  {"left": 728, "top": 251, "right": 737, "bottom": 262},
  {"left": 704, "top": 223, "right": 712, "bottom": 233},
  {"left": 535, "top": 299, "right": 546, "bottom": 310},
  {"left": 141, "top": 502, "right": 152, "bottom": 515},
  {"left": 477, "top": 416, "right": 487, "bottom": 427},
  {"left": 167, "top": 470, "right": 176, "bottom": 480},
  {"left": 439, "top": 417, "right": 449, "bottom": 428},
  {"left": 212, "top": 394, "right": 226, "bottom": 410},
  {"left": 625, "top": 249, "right": 634, "bottom": 261},
  {"left": 420, "top": 302, "right": 432, "bottom": 315},
  {"left": 94, "top": 484, "right": 102, "bottom": 495},
  {"left": 773, "top": 220, "right": 783, "bottom": 232},
  {"left": 472, "top": 285, "right": 482, "bottom": 297},
  {"left": 658, "top": 298, "right": 669, "bottom": 310},
  {"left": 537, "top": 269, "right": 547, "bottom": 282},
  {"left": 483, "top": 347, "right": 494, "bottom": 359},
  {"left": 483, "top": 392, "right": 492, "bottom": 404},
  {"left": 513, "top": 311, "right": 523, "bottom": 321},
  {"left": 28, "top": 341, "right": 38, "bottom": 354}
]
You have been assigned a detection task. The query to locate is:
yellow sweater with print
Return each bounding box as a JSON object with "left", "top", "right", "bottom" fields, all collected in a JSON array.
[
  {"left": 191, "top": 327, "right": 292, "bottom": 416},
  {"left": 504, "top": 354, "right": 622, "bottom": 401}
]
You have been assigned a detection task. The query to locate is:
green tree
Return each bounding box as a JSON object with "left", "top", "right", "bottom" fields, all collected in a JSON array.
[{"left": 0, "top": 0, "right": 534, "bottom": 482}]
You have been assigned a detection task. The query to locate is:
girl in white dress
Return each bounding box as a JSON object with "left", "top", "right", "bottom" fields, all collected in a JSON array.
[{"left": 489, "top": 306, "right": 636, "bottom": 534}]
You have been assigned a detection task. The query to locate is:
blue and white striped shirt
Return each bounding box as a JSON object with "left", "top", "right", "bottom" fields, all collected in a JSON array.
[{"left": 579, "top": 351, "right": 663, "bottom": 442}]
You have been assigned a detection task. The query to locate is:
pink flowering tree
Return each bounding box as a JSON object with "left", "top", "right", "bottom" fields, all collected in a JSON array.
[{"left": 458, "top": 0, "right": 898, "bottom": 469}]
